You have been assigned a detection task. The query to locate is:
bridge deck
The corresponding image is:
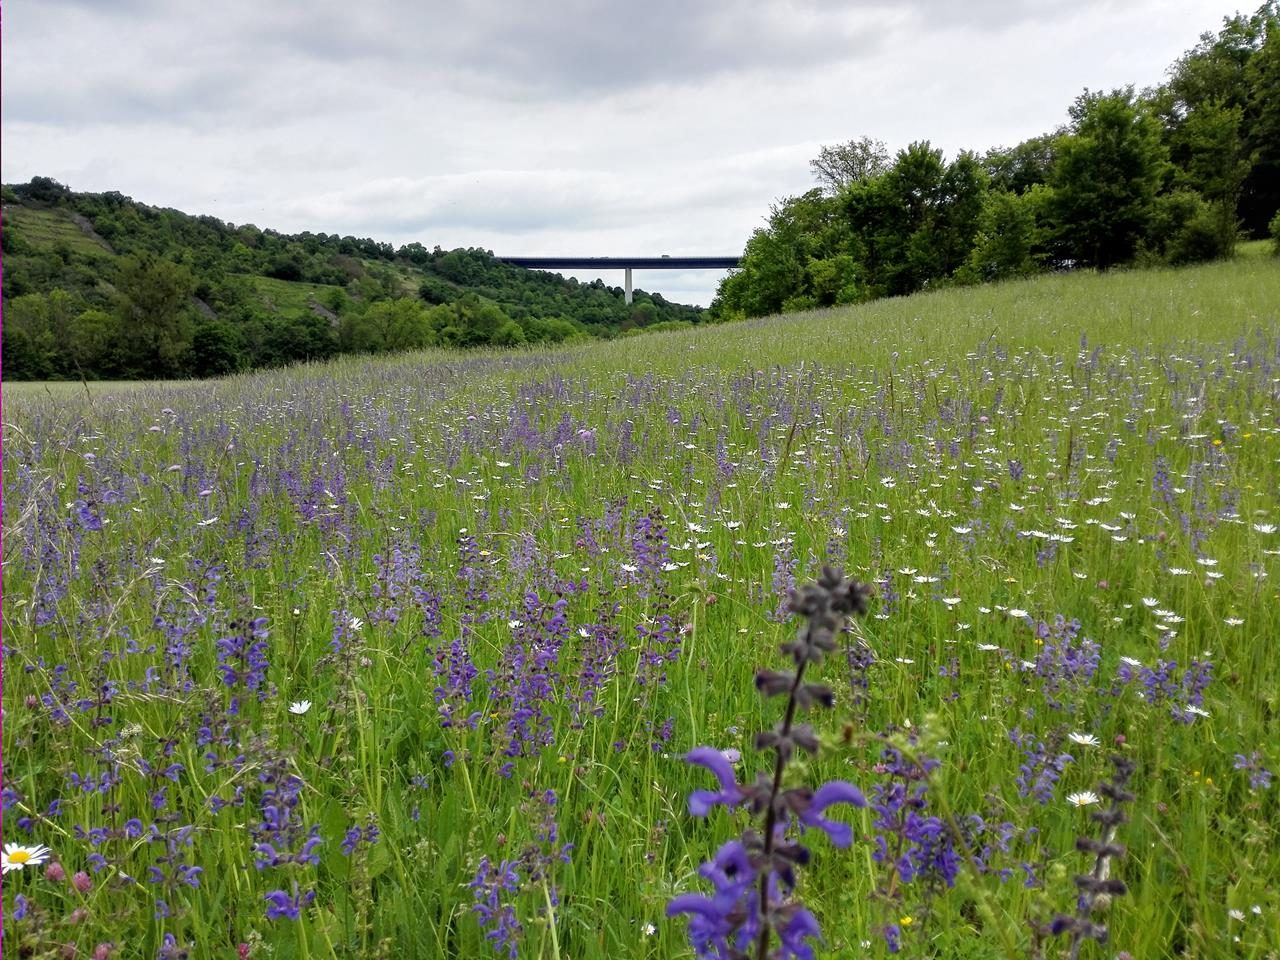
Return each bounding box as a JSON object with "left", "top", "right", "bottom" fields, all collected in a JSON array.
[{"left": 499, "top": 256, "right": 740, "bottom": 270}]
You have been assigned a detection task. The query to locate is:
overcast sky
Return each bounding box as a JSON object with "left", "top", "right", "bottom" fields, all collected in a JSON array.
[{"left": 2, "top": 0, "right": 1244, "bottom": 306}]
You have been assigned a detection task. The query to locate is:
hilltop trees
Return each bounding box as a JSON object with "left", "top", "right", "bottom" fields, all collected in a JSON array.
[
  {"left": 1, "top": 185, "right": 704, "bottom": 380},
  {"left": 716, "top": 142, "right": 989, "bottom": 315},
  {"left": 958, "top": 188, "right": 1040, "bottom": 283},
  {"left": 114, "top": 254, "right": 196, "bottom": 376},
  {"left": 711, "top": 3, "right": 1278, "bottom": 321},
  {"left": 809, "top": 136, "right": 890, "bottom": 194},
  {"left": 1046, "top": 89, "right": 1168, "bottom": 268},
  {"left": 1157, "top": 0, "right": 1279, "bottom": 236},
  {"left": 1244, "top": 16, "right": 1280, "bottom": 234}
]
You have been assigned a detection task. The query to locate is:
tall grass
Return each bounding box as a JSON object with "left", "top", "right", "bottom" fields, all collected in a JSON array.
[{"left": 3, "top": 257, "right": 1278, "bottom": 958}]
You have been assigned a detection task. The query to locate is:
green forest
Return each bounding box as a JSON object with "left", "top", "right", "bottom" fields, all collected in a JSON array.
[
  {"left": 0, "top": 184, "right": 705, "bottom": 381},
  {"left": 709, "top": 2, "right": 1280, "bottom": 319}
]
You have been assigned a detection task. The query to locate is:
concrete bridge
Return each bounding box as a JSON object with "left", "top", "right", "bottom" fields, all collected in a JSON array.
[{"left": 498, "top": 256, "right": 741, "bottom": 304}]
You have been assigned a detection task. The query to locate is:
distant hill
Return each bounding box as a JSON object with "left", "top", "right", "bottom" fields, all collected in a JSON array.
[{"left": 0, "top": 177, "right": 706, "bottom": 380}]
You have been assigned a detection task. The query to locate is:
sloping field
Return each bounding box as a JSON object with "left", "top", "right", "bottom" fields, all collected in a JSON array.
[
  {"left": 247, "top": 275, "right": 347, "bottom": 322},
  {"left": 2, "top": 205, "right": 113, "bottom": 258},
  {"left": 3, "top": 258, "right": 1278, "bottom": 958}
]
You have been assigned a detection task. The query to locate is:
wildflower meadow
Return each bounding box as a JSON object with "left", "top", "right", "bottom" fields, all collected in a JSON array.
[{"left": 3, "top": 256, "right": 1279, "bottom": 958}]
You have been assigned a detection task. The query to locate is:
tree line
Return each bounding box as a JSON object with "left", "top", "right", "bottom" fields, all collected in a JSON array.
[
  {"left": 0, "top": 181, "right": 704, "bottom": 381},
  {"left": 711, "top": 2, "right": 1280, "bottom": 319}
]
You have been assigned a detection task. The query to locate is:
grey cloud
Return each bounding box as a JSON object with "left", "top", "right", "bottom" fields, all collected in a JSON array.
[{"left": 6, "top": 0, "right": 1077, "bottom": 127}]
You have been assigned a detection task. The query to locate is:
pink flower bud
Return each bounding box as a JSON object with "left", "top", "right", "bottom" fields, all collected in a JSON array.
[
  {"left": 62, "top": 944, "right": 79, "bottom": 959},
  {"left": 71, "top": 871, "right": 93, "bottom": 894},
  {"left": 67, "top": 907, "right": 89, "bottom": 924},
  {"left": 46, "top": 861, "right": 67, "bottom": 882},
  {"left": 25, "top": 695, "right": 39, "bottom": 709},
  {"left": 93, "top": 945, "right": 115, "bottom": 960}
]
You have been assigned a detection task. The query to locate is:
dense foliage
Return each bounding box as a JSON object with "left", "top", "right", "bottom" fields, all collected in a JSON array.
[
  {"left": 0, "top": 182, "right": 703, "bottom": 380},
  {"left": 712, "top": 3, "right": 1280, "bottom": 319}
]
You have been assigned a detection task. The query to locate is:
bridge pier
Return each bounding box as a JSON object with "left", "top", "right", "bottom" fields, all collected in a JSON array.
[{"left": 625, "top": 268, "right": 633, "bottom": 306}]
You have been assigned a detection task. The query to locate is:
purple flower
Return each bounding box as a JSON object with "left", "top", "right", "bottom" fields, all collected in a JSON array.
[
  {"left": 778, "top": 906, "right": 823, "bottom": 960},
  {"left": 1234, "top": 752, "right": 1273, "bottom": 791},
  {"left": 798, "top": 781, "right": 867, "bottom": 848},
  {"left": 685, "top": 747, "right": 743, "bottom": 816},
  {"left": 470, "top": 856, "right": 524, "bottom": 958},
  {"left": 264, "top": 885, "right": 315, "bottom": 921},
  {"left": 667, "top": 842, "right": 761, "bottom": 959}
]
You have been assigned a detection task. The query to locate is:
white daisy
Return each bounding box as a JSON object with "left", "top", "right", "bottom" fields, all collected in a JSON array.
[
  {"left": 1008, "top": 608, "right": 1029, "bottom": 619},
  {"left": 1067, "top": 791, "right": 1100, "bottom": 807},
  {"left": 1224, "top": 617, "right": 1244, "bottom": 626},
  {"left": 289, "top": 700, "right": 312, "bottom": 715},
  {"left": 2, "top": 843, "right": 53, "bottom": 874},
  {"left": 1141, "top": 597, "right": 1160, "bottom": 607},
  {"left": 1067, "top": 732, "right": 1101, "bottom": 747}
]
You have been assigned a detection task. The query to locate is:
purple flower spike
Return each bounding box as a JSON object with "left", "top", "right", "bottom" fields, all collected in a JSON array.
[
  {"left": 668, "top": 569, "right": 873, "bottom": 960},
  {"left": 686, "top": 746, "right": 743, "bottom": 816},
  {"left": 799, "top": 781, "right": 867, "bottom": 847},
  {"left": 779, "top": 906, "right": 823, "bottom": 960}
]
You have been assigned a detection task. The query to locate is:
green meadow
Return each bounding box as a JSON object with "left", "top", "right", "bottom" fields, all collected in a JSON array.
[{"left": 3, "top": 256, "right": 1279, "bottom": 959}]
